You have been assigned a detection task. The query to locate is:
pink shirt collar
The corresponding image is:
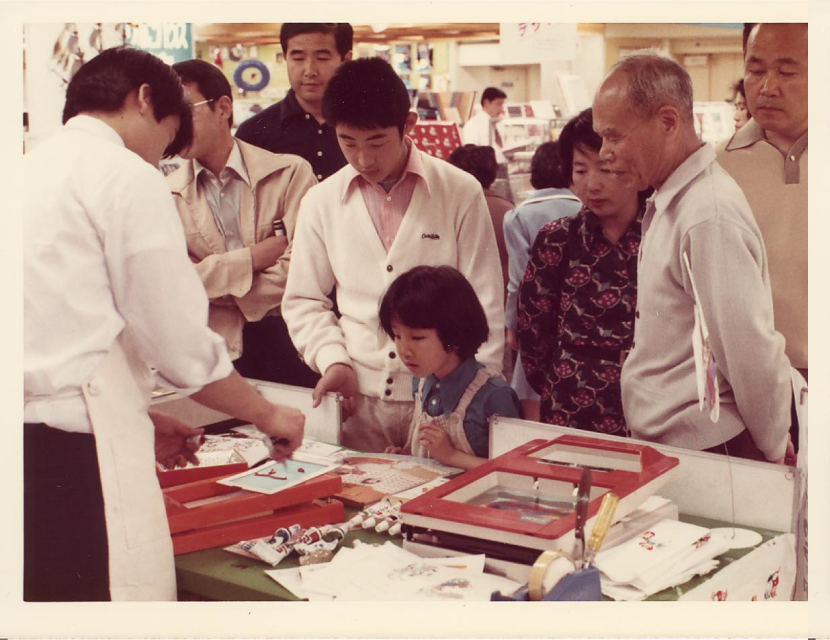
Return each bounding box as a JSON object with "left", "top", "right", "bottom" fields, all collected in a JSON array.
[{"left": 340, "top": 137, "right": 430, "bottom": 204}]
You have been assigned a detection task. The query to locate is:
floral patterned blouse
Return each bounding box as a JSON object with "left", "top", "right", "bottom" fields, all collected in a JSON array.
[{"left": 517, "top": 205, "right": 643, "bottom": 435}]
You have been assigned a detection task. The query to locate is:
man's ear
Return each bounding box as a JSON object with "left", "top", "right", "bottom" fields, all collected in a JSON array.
[
  {"left": 216, "top": 95, "right": 233, "bottom": 123},
  {"left": 403, "top": 110, "right": 419, "bottom": 136},
  {"left": 656, "top": 104, "right": 680, "bottom": 136},
  {"left": 136, "top": 83, "right": 154, "bottom": 116},
  {"left": 343, "top": 50, "right": 353, "bottom": 62}
]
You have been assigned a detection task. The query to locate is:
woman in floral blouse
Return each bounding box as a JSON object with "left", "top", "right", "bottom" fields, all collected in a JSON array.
[{"left": 517, "top": 108, "right": 648, "bottom": 436}]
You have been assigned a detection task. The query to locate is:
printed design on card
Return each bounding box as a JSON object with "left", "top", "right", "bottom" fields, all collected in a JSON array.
[
  {"left": 764, "top": 569, "right": 780, "bottom": 599},
  {"left": 693, "top": 533, "right": 711, "bottom": 549},
  {"left": 425, "top": 577, "right": 473, "bottom": 599},
  {"left": 391, "top": 562, "right": 439, "bottom": 581},
  {"left": 712, "top": 589, "right": 728, "bottom": 601},
  {"left": 638, "top": 530, "right": 664, "bottom": 551}
]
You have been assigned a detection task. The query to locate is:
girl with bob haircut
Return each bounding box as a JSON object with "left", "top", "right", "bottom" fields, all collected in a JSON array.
[{"left": 379, "top": 266, "right": 519, "bottom": 470}]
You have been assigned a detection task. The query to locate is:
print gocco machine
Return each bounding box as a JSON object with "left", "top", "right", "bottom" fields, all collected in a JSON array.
[{"left": 400, "top": 433, "right": 679, "bottom": 580}]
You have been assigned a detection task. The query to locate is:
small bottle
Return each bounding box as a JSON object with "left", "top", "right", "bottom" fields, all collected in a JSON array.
[{"left": 273, "top": 219, "right": 286, "bottom": 236}]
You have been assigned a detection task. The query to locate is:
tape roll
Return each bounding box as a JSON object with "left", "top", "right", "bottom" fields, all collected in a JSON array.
[{"left": 528, "top": 549, "right": 576, "bottom": 601}]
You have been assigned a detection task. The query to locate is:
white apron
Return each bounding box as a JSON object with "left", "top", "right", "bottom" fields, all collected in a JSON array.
[
  {"left": 81, "top": 331, "right": 176, "bottom": 601},
  {"left": 407, "top": 365, "right": 501, "bottom": 459}
]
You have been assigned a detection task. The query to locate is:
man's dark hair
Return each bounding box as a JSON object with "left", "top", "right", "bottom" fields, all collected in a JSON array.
[
  {"left": 481, "top": 86, "right": 507, "bottom": 106},
  {"left": 530, "top": 141, "right": 569, "bottom": 190},
  {"left": 557, "top": 108, "right": 602, "bottom": 184},
  {"left": 379, "top": 266, "right": 490, "bottom": 361},
  {"left": 322, "top": 58, "right": 411, "bottom": 134},
  {"left": 742, "top": 23, "right": 757, "bottom": 57},
  {"left": 173, "top": 58, "right": 234, "bottom": 128},
  {"left": 447, "top": 144, "right": 498, "bottom": 190},
  {"left": 280, "top": 23, "right": 354, "bottom": 59},
  {"left": 62, "top": 46, "right": 192, "bottom": 158}
]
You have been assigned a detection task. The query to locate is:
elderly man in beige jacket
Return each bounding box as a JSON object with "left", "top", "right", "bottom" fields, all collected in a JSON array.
[{"left": 593, "top": 52, "right": 793, "bottom": 464}]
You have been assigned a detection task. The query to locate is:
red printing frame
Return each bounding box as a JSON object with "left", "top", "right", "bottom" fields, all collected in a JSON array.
[{"left": 400, "top": 434, "right": 678, "bottom": 541}]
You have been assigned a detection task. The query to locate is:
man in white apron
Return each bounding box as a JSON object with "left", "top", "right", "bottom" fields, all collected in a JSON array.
[{"left": 23, "top": 46, "right": 305, "bottom": 602}]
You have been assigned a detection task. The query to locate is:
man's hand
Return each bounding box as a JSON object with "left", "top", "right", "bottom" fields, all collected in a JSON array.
[
  {"left": 385, "top": 446, "right": 405, "bottom": 455},
  {"left": 771, "top": 434, "right": 797, "bottom": 466},
  {"left": 313, "top": 363, "right": 358, "bottom": 421},
  {"left": 506, "top": 328, "right": 519, "bottom": 351},
  {"left": 418, "top": 424, "right": 455, "bottom": 466},
  {"left": 149, "top": 411, "right": 204, "bottom": 470},
  {"left": 255, "top": 404, "right": 305, "bottom": 461},
  {"left": 250, "top": 235, "right": 289, "bottom": 272}
]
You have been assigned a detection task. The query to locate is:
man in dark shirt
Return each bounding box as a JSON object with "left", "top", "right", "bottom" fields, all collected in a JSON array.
[{"left": 236, "top": 23, "right": 353, "bottom": 181}]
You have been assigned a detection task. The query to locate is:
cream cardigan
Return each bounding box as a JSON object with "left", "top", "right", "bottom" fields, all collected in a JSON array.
[{"left": 283, "top": 147, "right": 505, "bottom": 401}]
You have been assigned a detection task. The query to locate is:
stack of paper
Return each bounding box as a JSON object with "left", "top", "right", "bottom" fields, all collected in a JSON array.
[
  {"left": 595, "top": 519, "right": 729, "bottom": 601},
  {"left": 265, "top": 541, "right": 522, "bottom": 601}
]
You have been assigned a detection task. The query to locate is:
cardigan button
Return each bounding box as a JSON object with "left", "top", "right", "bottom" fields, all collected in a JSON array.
[
  {"left": 389, "top": 352, "right": 396, "bottom": 359},
  {"left": 386, "top": 377, "right": 393, "bottom": 384},
  {"left": 386, "top": 265, "right": 393, "bottom": 272},
  {"left": 384, "top": 389, "right": 392, "bottom": 397}
]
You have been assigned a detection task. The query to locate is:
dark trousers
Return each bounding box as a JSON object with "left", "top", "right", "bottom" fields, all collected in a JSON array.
[
  {"left": 24, "top": 423, "right": 110, "bottom": 601},
  {"left": 233, "top": 314, "right": 320, "bottom": 388}
]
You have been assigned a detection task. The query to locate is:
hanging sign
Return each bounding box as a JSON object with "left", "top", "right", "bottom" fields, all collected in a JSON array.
[
  {"left": 124, "top": 23, "right": 193, "bottom": 65},
  {"left": 499, "top": 23, "right": 578, "bottom": 64}
]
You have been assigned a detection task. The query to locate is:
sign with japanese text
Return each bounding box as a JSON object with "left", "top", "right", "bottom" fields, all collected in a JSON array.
[
  {"left": 499, "top": 23, "right": 578, "bottom": 64},
  {"left": 124, "top": 23, "right": 192, "bottom": 64}
]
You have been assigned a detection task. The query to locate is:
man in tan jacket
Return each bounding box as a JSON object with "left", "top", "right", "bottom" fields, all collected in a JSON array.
[
  {"left": 169, "top": 59, "right": 319, "bottom": 386},
  {"left": 716, "top": 23, "right": 807, "bottom": 382}
]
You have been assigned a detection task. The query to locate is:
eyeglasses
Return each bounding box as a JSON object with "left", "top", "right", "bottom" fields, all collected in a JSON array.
[{"left": 190, "top": 98, "right": 215, "bottom": 108}]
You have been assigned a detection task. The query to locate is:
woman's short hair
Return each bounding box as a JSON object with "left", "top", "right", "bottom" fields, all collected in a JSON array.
[
  {"left": 557, "top": 108, "right": 602, "bottom": 185},
  {"left": 731, "top": 78, "right": 751, "bottom": 117},
  {"left": 322, "top": 58, "right": 411, "bottom": 135},
  {"left": 530, "top": 141, "right": 569, "bottom": 190},
  {"left": 62, "top": 46, "right": 192, "bottom": 158},
  {"left": 379, "top": 265, "right": 490, "bottom": 360},
  {"left": 447, "top": 144, "right": 498, "bottom": 190}
]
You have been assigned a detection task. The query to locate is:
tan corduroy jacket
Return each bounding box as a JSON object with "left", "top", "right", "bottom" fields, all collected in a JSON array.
[{"left": 168, "top": 139, "right": 317, "bottom": 359}]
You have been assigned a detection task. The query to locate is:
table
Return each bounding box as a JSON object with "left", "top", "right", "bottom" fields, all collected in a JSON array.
[{"left": 174, "top": 513, "right": 782, "bottom": 601}]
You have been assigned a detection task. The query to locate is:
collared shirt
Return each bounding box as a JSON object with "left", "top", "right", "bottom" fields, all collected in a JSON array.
[
  {"left": 717, "top": 118, "right": 808, "bottom": 369},
  {"left": 413, "top": 357, "right": 519, "bottom": 457},
  {"left": 24, "top": 115, "right": 233, "bottom": 433},
  {"left": 621, "top": 143, "right": 791, "bottom": 460},
  {"left": 195, "top": 140, "right": 250, "bottom": 251},
  {"left": 341, "top": 138, "right": 429, "bottom": 253},
  {"left": 503, "top": 188, "right": 582, "bottom": 330},
  {"left": 724, "top": 118, "right": 807, "bottom": 184},
  {"left": 235, "top": 88, "right": 346, "bottom": 181},
  {"left": 517, "top": 205, "right": 641, "bottom": 434}
]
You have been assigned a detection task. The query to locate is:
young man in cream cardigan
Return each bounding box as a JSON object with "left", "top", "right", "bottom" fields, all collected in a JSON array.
[{"left": 282, "top": 58, "right": 505, "bottom": 453}]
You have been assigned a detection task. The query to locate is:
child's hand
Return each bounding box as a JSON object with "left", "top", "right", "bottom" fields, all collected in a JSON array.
[
  {"left": 418, "top": 424, "right": 455, "bottom": 465},
  {"left": 384, "top": 446, "right": 405, "bottom": 455}
]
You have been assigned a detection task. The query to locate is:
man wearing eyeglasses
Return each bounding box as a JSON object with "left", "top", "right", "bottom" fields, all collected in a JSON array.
[
  {"left": 236, "top": 23, "right": 353, "bottom": 182},
  {"left": 168, "top": 59, "right": 320, "bottom": 386},
  {"left": 592, "top": 51, "right": 793, "bottom": 465}
]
